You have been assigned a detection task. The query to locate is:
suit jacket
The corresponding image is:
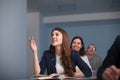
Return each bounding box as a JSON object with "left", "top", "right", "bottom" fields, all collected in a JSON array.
[
  {"left": 40, "top": 50, "right": 92, "bottom": 77},
  {"left": 97, "top": 35, "right": 120, "bottom": 80}
]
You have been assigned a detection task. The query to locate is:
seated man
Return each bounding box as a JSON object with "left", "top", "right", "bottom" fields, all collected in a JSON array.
[
  {"left": 86, "top": 43, "right": 102, "bottom": 76},
  {"left": 97, "top": 35, "right": 120, "bottom": 80}
]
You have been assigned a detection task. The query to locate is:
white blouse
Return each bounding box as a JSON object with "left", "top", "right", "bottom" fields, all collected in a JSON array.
[
  {"left": 55, "top": 55, "right": 65, "bottom": 74},
  {"left": 76, "top": 55, "right": 93, "bottom": 72},
  {"left": 81, "top": 55, "right": 92, "bottom": 69}
]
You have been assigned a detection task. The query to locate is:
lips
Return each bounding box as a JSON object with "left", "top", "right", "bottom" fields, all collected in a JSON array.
[
  {"left": 52, "top": 39, "right": 57, "bottom": 42},
  {"left": 52, "top": 38, "right": 56, "bottom": 41},
  {"left": 52, "top": 39, "right": 58, "bottom": 44},
  {"left": 73, "top": 46, "right": 79, "bottom": 50}
]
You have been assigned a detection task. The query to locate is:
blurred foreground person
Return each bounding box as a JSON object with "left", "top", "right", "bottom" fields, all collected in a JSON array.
[{"left": 97, "top": 35, "right": 120, "bottom": 80}]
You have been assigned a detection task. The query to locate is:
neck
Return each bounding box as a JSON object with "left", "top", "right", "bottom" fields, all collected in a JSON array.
[
  {"left": 87, "top": 54, "right": 94, "bottom": 60},
  {"left": 55, "top": 46, "right": 62, "bottom": 56}
]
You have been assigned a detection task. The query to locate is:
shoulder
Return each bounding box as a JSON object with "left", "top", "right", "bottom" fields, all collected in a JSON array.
[
  {"left": 71, "top": 50, "right": 79, "bottom": 56},
  {"left": 113, "top": 35, "right": 120, "bottom": 45},
  {"left": 116, "top": 35, "right": 120, "bottom": 39},
  {"left": 116, "top": 35, "right": 120, "bottom": 43},
  {"left": 81, "top": 55, "right": 88, "bottom": 58},
  {"left": 94, "top": 54, "right": 102, "bottom": 60},
  {"left": 81, "top": 55, "right": 89, "bottom": 60},
  {"left": 43, "top": 50, "right": 50, "bottom": 54},
  {"left": 43, "top": 50, "right": 55, "bottom": 56},
  {"left": 70, "top": 50, "right": 80, "bottom": 60},
  {"left": 94, "top": 54, "right": 101, "bottom": 58},
  {"left": 70, "top": 50, "right": 83, "bottom": 62}
]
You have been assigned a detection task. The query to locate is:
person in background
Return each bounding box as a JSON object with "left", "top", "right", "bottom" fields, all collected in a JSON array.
[
  {"left": 29, "top": 27, "right": 92, "bottom": 78},
  {"left": 86, "top": 43, "right": 102, "bottom": 76},
  {"left": 97, "top": 35, "right": 120, "bottom": 80},
  {"left": 70, "top": 36, "right": 92, "bottom": 73}
]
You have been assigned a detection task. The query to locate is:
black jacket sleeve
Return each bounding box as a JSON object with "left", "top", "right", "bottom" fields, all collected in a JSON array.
[{"left": 97, "top": 35, "right": 120, "bottom": 80}]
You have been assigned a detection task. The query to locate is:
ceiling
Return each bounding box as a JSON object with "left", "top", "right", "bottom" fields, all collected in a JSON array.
[{"left": 28, "top": 0, "right": 120, "bottom": 17}]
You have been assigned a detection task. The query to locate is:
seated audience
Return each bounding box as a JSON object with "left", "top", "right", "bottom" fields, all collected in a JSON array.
[
  {"left": 86, "top": 43, "right": 102, "bottom": 76},
  {"left": 29, "top": 27, "right": 92, "bottom": 78},
  {"left": 97, "top": 35, "right": 120, "bottom": 80},
  {"left": 70, "top": 36, "right": 92, "bottom": 73}
]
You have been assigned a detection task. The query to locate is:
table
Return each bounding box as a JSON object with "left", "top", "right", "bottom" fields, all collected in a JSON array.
[{"left": 17, "top": 76, "right": 97, "bottom": 80}]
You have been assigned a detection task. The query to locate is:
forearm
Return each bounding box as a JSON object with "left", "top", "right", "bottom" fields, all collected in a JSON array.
[
  {"left": 33, "top": 52, "right": 40, "bottom": 75},
  {"left": 73, "top": 72, "right": 85, "bottom": 78}
]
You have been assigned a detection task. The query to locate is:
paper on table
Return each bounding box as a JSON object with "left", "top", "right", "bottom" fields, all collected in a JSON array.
[
  {"left": 33, "top": 74, "right": 62, "bottom": 79},
  {"left": 33, "top": 74, "right": 52, "bottom": 79}
]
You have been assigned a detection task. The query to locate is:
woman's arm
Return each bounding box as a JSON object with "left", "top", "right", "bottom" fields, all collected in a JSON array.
[
  {"left": 75, "top": 51, "right": 92, "bottom": 77},
  {"left": 74, "top": 70, "right": 85, "bottom": 78},
  {"left": 33, "top": 52, "right": 40, "bottom": 75},
  {"left": 73, "top": 66, "right": 84, "bottom": 77},
  {"left": 29, "top": 36, "right": 40, "bottom": 75}
]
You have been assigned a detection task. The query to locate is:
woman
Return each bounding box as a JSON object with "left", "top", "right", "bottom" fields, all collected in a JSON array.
[
  {"left": 29, "top": 27, "right": 92, "bottom": 78},
  {"left": 70, "top": 36, "right": 92, "bottom": 72}
]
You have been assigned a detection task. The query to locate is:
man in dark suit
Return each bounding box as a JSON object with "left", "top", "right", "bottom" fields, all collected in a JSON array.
[{"left": 97, "top": 35, "right": 120, "bottom": 80}]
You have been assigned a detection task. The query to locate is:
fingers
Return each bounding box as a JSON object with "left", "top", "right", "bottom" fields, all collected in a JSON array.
[
  {"left": 110, "top": 65, "right": 120, "bottom": 80},
  {"left": 103, "top": 68, "right": 114, "bottom": 80},
  {"left": 29, "top": 36, "right": 34, "bottom": 41},
  {"left": 103, "top": 65, "right": 120, "bottom": 80},
  {"left": 29, "top": 36, "right": 36, "bottom": 48},
  {"left": 29, "top": 36, "right": 35, "bottom": 44},
  {"left": 110, "top": 65, "right": 120, "bottom": 74}
]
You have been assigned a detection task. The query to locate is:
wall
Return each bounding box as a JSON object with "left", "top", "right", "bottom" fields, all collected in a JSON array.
[
  {"left": 0, "top": 0, "right": 27, "bottom": 80},
  {"left": 40, "top": 19, "right": 120, "bottom": 60},
  {"left": 27, "top": 12, "right": 40, "bottom": 78},
  {"left": 39, "top": 11, "right": 120, "bottom": 60}
]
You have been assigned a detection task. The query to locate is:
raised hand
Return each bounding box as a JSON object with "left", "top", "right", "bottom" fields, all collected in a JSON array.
[
  {"left": 29, "top": 36, "right": 40, "bottom": 75},
  {"left": 29, "top": 36, "right": 38, "bottom": 53}
]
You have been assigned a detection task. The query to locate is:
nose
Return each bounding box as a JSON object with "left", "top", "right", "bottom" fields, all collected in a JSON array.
[
  {"left": 51, "top": 35, "right": 56, "bottom": 39},
  {"left": 52, "top": 35, "right": 56, "bottom": 38}
]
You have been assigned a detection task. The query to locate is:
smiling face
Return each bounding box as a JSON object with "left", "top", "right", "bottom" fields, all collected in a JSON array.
[
  {"left": 51, "top": 30, "right": 63, "bottom": 47},
  {"left": 71, "top": 38, "right": 83, "bottom": 51},
  {"left": 87, "top": 44, "right": 96, "bottom": 55}
]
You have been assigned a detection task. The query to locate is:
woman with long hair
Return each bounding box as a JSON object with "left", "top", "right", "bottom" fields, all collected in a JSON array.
[
  {"left": 29, "top": 27, "right": 92, "bottom": 78},
  {"left": 70, "top": 36, "right": 92, "bottom": 76}
]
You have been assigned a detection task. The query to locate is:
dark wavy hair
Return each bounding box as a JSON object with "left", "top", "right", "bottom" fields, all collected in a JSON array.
[
  {"left": 49, "top": 27, "right": 74, "bottom": 77},
  {"left": 70, "top": 36, "right": 85, "bottom": 56}
]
